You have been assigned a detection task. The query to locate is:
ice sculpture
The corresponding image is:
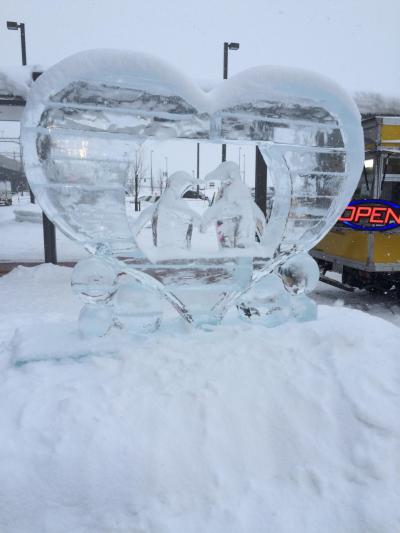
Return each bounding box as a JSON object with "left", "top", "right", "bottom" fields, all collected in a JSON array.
[
  {"left": 134, "top": 171, "right": 202, "bottom": 249},
  {"left": 201, "top": 162, "right": 265, "bottom": 248},
  {"left": 20, "top": 49, "right": 364, "bottom": 333},
  {"left": 238, "top": 253, "right": 319, "bottom": 326}
]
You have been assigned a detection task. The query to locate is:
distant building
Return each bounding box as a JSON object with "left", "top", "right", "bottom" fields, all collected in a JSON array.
[{"left": 0, "top": 153, "right": 27, "bottom": 193}]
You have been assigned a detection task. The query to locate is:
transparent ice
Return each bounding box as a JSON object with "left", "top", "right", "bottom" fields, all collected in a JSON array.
[
  {"left": 20, "top": 49, "right": 364, "bottom": 331},
  {"left": 71, "top": 256, "right": 117, "bottom": 302},
  {"left": 135, "top": 171, "right": 202, "bottom": 249},
  {"left": 278, "top": 253, "right": 320, "bottom": 295},
  {"left": 201, "top": 162, "right": 265, "bottom": 248},
  {"left": 79, "top": 302, "right": 113, "bottom": 338},
  {"left": 237, "top": 274, "right": 292, "bottom": 327},
  {"left": 113, "top": 278, "right": 163, "bottom": 333}
]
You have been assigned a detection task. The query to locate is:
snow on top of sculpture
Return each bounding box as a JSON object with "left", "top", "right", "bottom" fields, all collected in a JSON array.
[{"left": 20, "top": 49, "right": 364, "bottom": 329}]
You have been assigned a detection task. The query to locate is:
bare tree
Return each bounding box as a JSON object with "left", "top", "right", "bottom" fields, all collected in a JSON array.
[{"left": 128, "top": 148, "right": 147, "bottom": 211}]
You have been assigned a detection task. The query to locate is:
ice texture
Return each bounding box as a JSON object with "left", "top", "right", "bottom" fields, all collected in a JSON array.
[
  {"left": 79, "top": 302, "right": 113, "bottom": 337},
  {"left": 20, "top": 49, "right": 364, "bottom": 326},
  {"left": 113, "top": 278, "right": 163, "bottom": 333},
  {"left": 202, "top": 162, "right": 265, "bottom": 248},
  {"left": 278, "top": 253, "right": 320, "bottom": 295},
  {"left": 151, "top": 171, "right": 202, "bottom": 249}
]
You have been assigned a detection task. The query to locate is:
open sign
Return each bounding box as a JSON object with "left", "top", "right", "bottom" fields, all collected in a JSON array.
[{"left": 339, "top": 199, "right": 400, "bottom": 231}]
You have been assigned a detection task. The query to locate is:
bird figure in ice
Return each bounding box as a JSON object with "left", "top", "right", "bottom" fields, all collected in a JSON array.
[
  {"left": 201, "top": 161, "right": 266, "bottom": 248},
  {"left": 133, "top": 171, "right": 202, "bottom": 249}
]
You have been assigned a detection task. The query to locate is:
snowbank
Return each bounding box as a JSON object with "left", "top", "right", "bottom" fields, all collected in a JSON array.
[
  {"left": 0, "top": 65, "right": 43, "bottom": 98},
  {"left": 354, "top": 91, "right": 400, "bottom": 116},
  {"left": 0, "top": 264, "right": 399, "bottom": 533},
  {"left": 13, "top": 202, "right": 42, "bottom": 223}
]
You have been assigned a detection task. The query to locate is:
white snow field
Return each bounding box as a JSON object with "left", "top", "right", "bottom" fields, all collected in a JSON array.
[{"left": 0, "top": 264, "right": 399, "bottom": 533}]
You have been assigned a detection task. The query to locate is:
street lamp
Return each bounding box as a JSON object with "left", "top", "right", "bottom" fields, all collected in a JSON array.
[
  {"left": 222, "top": 41, "right": 240, "bottom": 162},
  {"left": 7, "top": 20, "right": 57, "bottom": 261},
  {"left": 6, "top": 21, "right": 27, "bottom": 66}
]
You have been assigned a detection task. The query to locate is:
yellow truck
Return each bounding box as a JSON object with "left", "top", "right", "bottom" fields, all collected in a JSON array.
[{"left": 311, "top": 115, "right": 400, "bottom": 292}]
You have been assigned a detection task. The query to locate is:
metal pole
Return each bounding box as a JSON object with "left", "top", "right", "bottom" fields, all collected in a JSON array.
[
  {"left": 19, "top": 23, "right": 27, "bottom": 65},
  {"left": 222, "top": 42, "right": 228, "bottom": 162},
  {"left": 42, "top": 212, "right": 57, "bottom": 263},
  {"left": 17, "top": 22, "right": 35, "bottom": 204},
  {"left": 31, "top": 66, "right": 57, "bottom": 262},
  {"left": 196, "top": 142, "right": 200, "bottom": 194},
  {"left": 165, "top": 156, "right": 168, "bottom": 177},
  {"left": 238, "top": 147, "right": 241, "bottom": 173},
  {"left": 255, "top": 146, "right": 267, "bottom": 216}
]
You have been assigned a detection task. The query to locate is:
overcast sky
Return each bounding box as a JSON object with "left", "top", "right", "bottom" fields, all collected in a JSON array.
[{"left": 1, "top": 0, "right": 399, "bottom": 181}]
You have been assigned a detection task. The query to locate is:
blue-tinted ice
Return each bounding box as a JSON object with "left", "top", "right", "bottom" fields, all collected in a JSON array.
[{"left": 20, "top": 50, "right": 364, "bottom": 331}]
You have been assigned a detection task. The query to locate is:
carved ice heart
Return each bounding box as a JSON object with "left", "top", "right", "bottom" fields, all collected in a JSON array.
[{"left": 20, "top": 50, "right": 364, "bottom": 324}]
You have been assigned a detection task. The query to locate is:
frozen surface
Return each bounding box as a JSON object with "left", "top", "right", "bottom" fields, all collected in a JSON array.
[
  {"left": 0, "top": 264, "right": 399, "bottom": 533},
  {"left": 19, "top": 49, "right": 365, "bottom": 324}
]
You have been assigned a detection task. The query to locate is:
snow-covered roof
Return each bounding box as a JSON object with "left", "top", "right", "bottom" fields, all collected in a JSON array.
[{"left": 0, "top": 65, "right": 44, "bottom": 99}]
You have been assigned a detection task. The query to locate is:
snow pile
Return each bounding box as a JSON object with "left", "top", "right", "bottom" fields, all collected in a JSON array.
[
  {"left": 0, "top": 65, "right": 43, "bottom": 98},
  {"left": 0, "top": 265, "right": 399, "bottom": 533},
  {"left": 13, "top": 202, "right": 42, "bottom": 223},
  {"left": 354, "top": 91, "right": 400, "bottom": 116}
]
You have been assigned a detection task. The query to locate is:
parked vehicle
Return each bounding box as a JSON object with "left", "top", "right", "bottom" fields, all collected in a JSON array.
[
  {"left": 0, "top": 180, "right": 12, "bottom": 206},
  {"left": 312, "top": 115, "right": 400, "bottom": 292}
]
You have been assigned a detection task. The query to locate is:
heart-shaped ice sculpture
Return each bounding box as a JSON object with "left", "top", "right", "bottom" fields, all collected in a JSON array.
[{"left": 20, "top": 50, "right": 364, "bottom": 326}]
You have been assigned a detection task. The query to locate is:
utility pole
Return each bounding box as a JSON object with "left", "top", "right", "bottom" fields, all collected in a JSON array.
[
  {"left": 255, "top": 147, "right": 267, "bottom": 216},
  {"left": 222, "top": 42, "right": 239, "bottom": 162},
  {"left": 7, "top": 22, "right": 58, "bottom": 264}
]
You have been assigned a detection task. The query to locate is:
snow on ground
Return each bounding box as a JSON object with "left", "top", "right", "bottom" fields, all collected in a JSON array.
[
  {"left": 313, "top": 281, "right": 400, "bottom": 329},
  {"left": 0, "top": 264, "right": 399, "bottom": 533},
  {"left": 0, "top": 196, "right": 88, "bottom": 262}
]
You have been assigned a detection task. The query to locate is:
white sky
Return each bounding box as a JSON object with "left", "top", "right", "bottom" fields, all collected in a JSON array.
[{"left": 1, "top": 0, "right": 399, "bottom": 183}]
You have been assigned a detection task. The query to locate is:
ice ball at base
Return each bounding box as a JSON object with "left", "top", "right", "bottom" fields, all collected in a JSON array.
[
  {"left": 72, "top": 257, "right": 117, "bottom": 302},
  {"left": 79, "top": 303, "right": 113, "bottom": 337},
  {"left": 237, "top": 274, "right": 291, "bottom": 327},
  {"left": 113, "top": 281, "right": 163, "bottom": 334},
  {"left": 278, "top": 253, "right": 320, "bottom": 295}
]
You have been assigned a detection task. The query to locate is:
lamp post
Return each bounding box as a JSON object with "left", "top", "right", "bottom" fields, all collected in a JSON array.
[
  {"left": 6, "top": 21, "right": 26, "bottom": 66},
  {"left": 242, "top": 153, "right": 246, "bottom": 183},
  {"left": 222, "top": 41, "right": 240, "bottom": 162},
  {"left": 7, "top": 21, "right": 57, "bottom": 263},
  {"left": 238, "top": 147, "right": 242, "bottom": 172},
  {"left": 164, "top": 156, "right": 168, "bottom": 178},
  {"left": 6, "top": 21, "right": 35, "bottom": 204}
]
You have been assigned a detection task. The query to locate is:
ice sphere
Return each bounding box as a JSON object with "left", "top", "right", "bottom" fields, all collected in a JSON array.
[
  {"left": 291, "top": 293, "right": 318, "bottom": 322},
  {"left": 79, "top": 303, "right": 113, "bottom": 337},
  {"left": 72, "top": 257, "right": 117, "bottom": 302},
  {"left": 237, "top": 274, "right": 291, "bottom": 327},
  {"left": 278, "top": 253, "right": 320, "bottom": 295},
  {"left": 113, "top": 279, "right": 162, "bottom": 333},
  {"left": 20, "top": 49, "right": 365, "bottom": 327}
]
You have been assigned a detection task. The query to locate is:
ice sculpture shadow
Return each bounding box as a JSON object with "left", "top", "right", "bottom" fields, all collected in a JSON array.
[{"left": 20, "top": 49, "right": 364, "bottom": 331}]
